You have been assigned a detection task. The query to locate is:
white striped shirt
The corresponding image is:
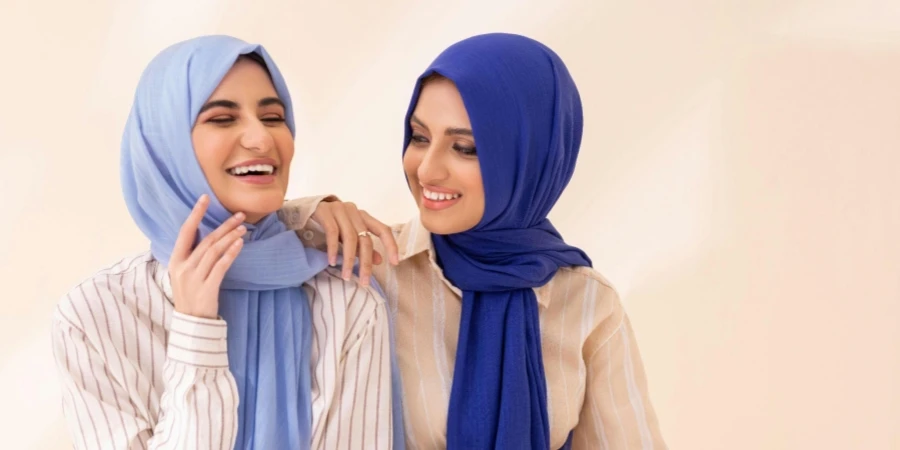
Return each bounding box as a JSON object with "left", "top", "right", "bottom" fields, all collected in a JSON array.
[{"left": 51, "top": 252, "right": 394, "bottom": 449}]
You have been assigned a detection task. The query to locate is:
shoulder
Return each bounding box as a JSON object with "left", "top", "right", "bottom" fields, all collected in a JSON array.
[
  {"left": 53, "top": 252, "right": 159, "bottom": 333},
  {"left": 305, "top": 268, "right": 388, "bottom": 314},
  {"left": 304, "top": 267, "right": 390, "bottom": 344},
  {"left": 543, "top": 266, "right": 628, "bottom": 352}
]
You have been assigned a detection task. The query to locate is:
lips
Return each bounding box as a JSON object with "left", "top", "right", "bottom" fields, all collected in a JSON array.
[
  {"left": 422, "top": 187, "right": 461, "bottom": 201},
  {"left": 420, "top": 185, "right": 462, "bottom": 211},
  {"left": 226, "top": 159, "right": 279, "bottom": 185},
  {"left": 227, "top": 163, "right": 275, "bottom": 176},
  {"left": 226, "top": 158, "right": 278, "bottom": 177}
]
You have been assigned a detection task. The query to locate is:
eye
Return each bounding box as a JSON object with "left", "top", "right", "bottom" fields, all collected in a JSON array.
[
  {"left": 410, "top": 133, "right": 429, "bottom": 145},
  {"left": 453, "top": 143, "right": 477, "bottom": 156},
  {"left": 261, "top": 115, "right": 286, "bottom": 125},
  {"left": 207, "top": 116, "right": 235, "bottom": 125}
]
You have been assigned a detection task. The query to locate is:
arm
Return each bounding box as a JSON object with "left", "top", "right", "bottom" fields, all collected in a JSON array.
[
  {"left": 279, "top": 196, "right": 399, "bottom": 286},
  {"left": 278, "top": 195, "right": 339, "bottom": 232},
  {"left": 572, "top": 314, "right": 667, "bottom": 450},
  {"left": 52, "top": 309, "right": 238, "bottom": 450}
]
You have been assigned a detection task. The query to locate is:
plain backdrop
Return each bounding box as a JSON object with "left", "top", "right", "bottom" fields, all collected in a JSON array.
[{"left": 1, "top": 0, "right": 899, "bottom": 448}]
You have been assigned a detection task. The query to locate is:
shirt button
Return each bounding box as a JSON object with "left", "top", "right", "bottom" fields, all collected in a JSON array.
[{"left": 302, "top": 230, "right": 315, "bottom": 241}]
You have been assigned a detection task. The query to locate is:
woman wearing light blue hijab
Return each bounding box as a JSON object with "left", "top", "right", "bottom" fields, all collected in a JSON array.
[{"left": 51, "top": 35, "right": 397, "bottom": 449}]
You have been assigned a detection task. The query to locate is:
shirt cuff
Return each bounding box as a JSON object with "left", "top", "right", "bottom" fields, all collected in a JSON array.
[
  {"left": 167, "top": 311, "right": 229, "bottom": 368},
  {"left": 278, "top": 194, "right": 340, "bottom": 231}
]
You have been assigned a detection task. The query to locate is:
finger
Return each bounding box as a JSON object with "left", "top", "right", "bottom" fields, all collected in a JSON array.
[
  {"left": 346, "top": 206, "right": 374, "bottom": 286},
  {"left": 317, "top": 207, "right": 341, "bottom": 267},
  {"left": 331, "top": 207, "right": 358, "bottom": 280},
  {"left": 372, "top": 251, "right": 384, "bottom": 265},
  {"left": 206, "top": 238, "right": 244, "bottom": 286},
  {"left": 362, "top": 211, "right": 399, "bottom": 265},
  {"left": 172, "top": 195, "right": 209, "bottom": 263},
  {"left": 197, "top": 224, "right": 247, "bottom": 278},
  {"left": 187, "top": 211, "right": 245, "bottom": 267}
]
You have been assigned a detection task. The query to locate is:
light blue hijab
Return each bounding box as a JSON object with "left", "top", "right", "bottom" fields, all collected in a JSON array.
[{"left": 120, "top": 35, "right": 329, "bottom": 449}]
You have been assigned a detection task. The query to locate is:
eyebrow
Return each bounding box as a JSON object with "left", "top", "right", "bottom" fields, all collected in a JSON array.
[
  {"left": 198, "top": 97, "right": 285, "bottom": 114},
  {"left": 411, "top": 114, "right": 473, "bottom": 137}
]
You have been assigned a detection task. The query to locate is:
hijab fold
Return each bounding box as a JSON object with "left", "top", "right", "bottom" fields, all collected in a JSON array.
[{"left": 402, "top": 33, "right": 592, "bottom": 450}]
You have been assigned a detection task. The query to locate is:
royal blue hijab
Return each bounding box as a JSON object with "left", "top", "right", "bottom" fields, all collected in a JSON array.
[
  {"left": 121, "top": 35, "right": 329, "bottom": 449},
  {"left": 402, "top": 33, "right": 592, "bottom": 449}
]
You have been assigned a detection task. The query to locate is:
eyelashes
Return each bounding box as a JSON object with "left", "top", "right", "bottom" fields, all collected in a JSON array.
[
  {"left": 453, "top": 144, "right": 477, "bottom": 156},
  {"left": 206, "top": 116, "right": 285, "bottom": 125},
  {"left": 410, "top": 133, "right": 477, "bottom": 156}
]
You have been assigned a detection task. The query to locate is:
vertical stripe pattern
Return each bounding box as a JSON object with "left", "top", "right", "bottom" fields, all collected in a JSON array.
[{"left": 52, "top": 252, "right": 394, "bottom": 449}]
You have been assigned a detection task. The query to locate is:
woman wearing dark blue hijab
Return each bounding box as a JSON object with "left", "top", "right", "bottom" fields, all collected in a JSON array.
[{"left": 285, "top": 33, "right": 666, "bottom": 449}]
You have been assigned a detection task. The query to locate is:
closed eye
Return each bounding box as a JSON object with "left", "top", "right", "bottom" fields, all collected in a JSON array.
[{"left": 208, "top": 116, "right": 235, "bottom": 124}]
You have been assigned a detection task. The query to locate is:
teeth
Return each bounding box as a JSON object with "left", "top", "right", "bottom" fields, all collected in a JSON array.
[
  {"left": 229, "top": 164, "right": 275, "bottom": 175},
  {"left": 423, "top": 188, "right": 460, "bottom": 201}
]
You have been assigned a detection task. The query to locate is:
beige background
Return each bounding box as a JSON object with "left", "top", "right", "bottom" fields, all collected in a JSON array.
[{"left": 1, "top": 0, "right": 899, "bottom": 448}]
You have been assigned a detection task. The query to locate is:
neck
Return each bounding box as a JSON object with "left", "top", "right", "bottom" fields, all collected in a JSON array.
[{"left": 243, "top": 212, "right": 267, "bottom": 224}]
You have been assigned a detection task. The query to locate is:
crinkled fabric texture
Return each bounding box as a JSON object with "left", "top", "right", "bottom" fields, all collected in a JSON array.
[{"left": 402, "top": 33, "right": 592, "bottom": 450}]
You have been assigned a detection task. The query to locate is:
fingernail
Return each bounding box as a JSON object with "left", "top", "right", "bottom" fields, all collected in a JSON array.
[
  {"left": 235, "top": 212, "right": 245, "bottom": 220},
  {"left": 237, "top": 225, "right": 247, "bottom": 233}
]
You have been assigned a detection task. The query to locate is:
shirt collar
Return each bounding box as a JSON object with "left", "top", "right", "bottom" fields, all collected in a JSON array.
[
  {"left": 394, "top": 216, "right": 552, "bottom": 309},
  {"left": 396, "top": 216, "right": 433, "bottom": 262}
]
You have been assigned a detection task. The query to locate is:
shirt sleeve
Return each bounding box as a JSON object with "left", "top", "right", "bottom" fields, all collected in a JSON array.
[
  {"left": 572, "top": 312, "right": 668, "bottom": 450},
  {"left": 278, "top": 195, "right": 339, "bottom": 232},
  {"left": 52, "top": 308, "right": 239, "bottom": 450}
]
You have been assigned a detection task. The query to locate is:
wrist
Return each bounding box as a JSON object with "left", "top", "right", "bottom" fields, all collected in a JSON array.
[{"left": 174, "top": 305, "right": 219, "bottom": 321}]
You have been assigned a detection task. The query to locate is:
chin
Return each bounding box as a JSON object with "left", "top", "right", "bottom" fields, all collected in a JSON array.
[
  {"left": 419, "top": 212, "right": 473, "bottom": 236},
  {"left": 226, "top": 195, "right": 284, "bottom": 223}
]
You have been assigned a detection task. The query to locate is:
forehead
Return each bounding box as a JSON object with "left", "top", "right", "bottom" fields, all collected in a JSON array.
[
  {"left": 412, "top": 78, "right": 470, "bottom": 124},
  {"left": 208, "top": 58, "right": 278, "bottom": 97}
]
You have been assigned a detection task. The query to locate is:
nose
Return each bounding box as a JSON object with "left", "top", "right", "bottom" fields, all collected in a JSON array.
[
  {"left": 239, "top": 118, "right": 276, "bottom": 154},
  {"left": 416, "top": 144, "right": 450, "bottom": 184}
]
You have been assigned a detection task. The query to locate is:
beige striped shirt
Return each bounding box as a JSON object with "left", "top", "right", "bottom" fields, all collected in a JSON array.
[
  {"left": 283, "top": 198, "right": 667, "bottom": 450},
  {"left": 51, "top": 252, "right": 394, "bottom": 449}
]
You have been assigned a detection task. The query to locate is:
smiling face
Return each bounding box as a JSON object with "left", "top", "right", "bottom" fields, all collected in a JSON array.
[
  {"left": 191, "top": 56, "right": 293, "bottom": 224},
  {"left": 403, "top": 76, "right": 486, "bottom": 235}
]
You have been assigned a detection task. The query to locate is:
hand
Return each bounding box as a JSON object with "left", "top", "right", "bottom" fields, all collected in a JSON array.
[
  {"left": 169, "top": 195, "right": 247, "bottom": 319},
  {"left": 311, "top": 200, "right": 399, "bottom": 286}
]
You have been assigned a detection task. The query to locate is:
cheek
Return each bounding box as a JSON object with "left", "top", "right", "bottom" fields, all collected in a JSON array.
[
  {"left": 274, "top": 131, "right": 294, "bottom": 173},
  {"left": 191, "top": 131, "right": 228, "bottom": 179},
  {"left": 403, "top": 150, "right": 421, "bottom": 182},
  {"left": 461, "top": 161, "right": 484, "bottom": 199}
]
